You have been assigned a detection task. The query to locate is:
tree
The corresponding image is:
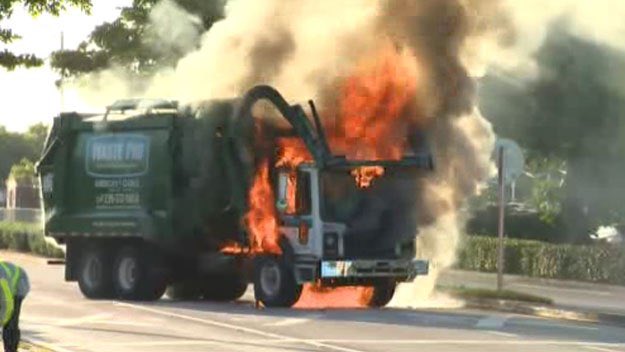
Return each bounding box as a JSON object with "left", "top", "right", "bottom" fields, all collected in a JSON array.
[
  {"left": 51, "top": 0, "right": 225, "bottom": 77},
  {"left": 24, "top": 122, "right": 49, "bottom": 154},
  {"left": 0, "top": 124, "right": 48, "bottom": 181},
  {"left": 525, "top": 156, "right": 566, "bottom": 225},
  {"left": 0, "top": 0, "right": 92, "bottom": 70}
]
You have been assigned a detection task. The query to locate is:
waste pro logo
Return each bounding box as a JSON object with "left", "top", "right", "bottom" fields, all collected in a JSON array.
[{"left": 86, "top": 134, "right": 150, "bottom": 177}]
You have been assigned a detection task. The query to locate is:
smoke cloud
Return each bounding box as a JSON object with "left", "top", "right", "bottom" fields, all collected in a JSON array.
[
  {"left": 171, "top": 0, "right": 497, "bottom": 306},
  {"left": 146, "top": 0, "right": 203, "bottom": 58},
  {"left": 68, "top": 0, "right": 625, "bottom": 305}
]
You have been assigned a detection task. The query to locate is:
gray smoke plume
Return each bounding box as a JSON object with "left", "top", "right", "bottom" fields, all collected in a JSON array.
[
  {"left": 65, "top": 0, "right": 625, "bottom": 305},
  {"left": 477, "top": 0, "right": 625, "bottom": 241},
  {"left": 69, "top": 0, "right": 501, "bottom": 306},
  {"left": 161, "top": 0, "right": 499, "bottom": 305}
]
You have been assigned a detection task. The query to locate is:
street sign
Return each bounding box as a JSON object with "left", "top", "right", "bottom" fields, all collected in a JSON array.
[{"left": 493, "top": 138, "right": 524, "bottom": 185}]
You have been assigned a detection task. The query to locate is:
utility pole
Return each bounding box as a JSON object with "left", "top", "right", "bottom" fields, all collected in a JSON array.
[
  {"left": 497, "top": 145, "right": 506, "bottom": 292},
  {"left": 59, "top": 31, "right": 65, "bottom": 112}
]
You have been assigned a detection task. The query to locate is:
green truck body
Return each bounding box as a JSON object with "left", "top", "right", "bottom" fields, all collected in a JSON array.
[{"left": 37, "top": 86, "right": 431, "bottom": 307}]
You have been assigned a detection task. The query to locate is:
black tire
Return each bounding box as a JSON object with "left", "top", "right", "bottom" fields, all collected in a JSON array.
[
  {"left": 113, "top": 245, "right": 167, "bottom": 301},
  {"left": 253, "top": 255, "right": 302, "bottom": 307},
  {"left": 166, "top": 281, "right": 203, "bottom": 300},
  {"left": 365, "top": 281, "right": 397, "bottom": 308},
  {"left": 78, "top": 245, "right": 114, "bottom": 299},
  {"left": 202, "top": 275, "right": 248, "bottom": 301}
]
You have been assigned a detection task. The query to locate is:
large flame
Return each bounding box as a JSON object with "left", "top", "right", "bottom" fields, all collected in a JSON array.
[
  {"left": 244, "top": 160, "right": 282, "bottom": 254},
  {"left": 295, "top": 284, "right": 374, "bottom": 309},
  {"left": 327, "top": 44, "right": 419, "bottom": 161},
  {"left": 243, "top": 44, "right": 421, "bottom": 307}
]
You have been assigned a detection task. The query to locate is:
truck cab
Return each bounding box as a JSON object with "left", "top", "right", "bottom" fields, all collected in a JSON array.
[{"left": 254, "top": 160, "right": 430, "bottom": 307}]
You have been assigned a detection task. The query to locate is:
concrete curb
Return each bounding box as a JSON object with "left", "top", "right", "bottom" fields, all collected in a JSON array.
[{"left": 464, "top": 299, "right": 625, "bottom": 328}]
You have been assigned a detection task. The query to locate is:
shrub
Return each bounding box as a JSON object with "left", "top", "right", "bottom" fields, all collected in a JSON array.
[
  {"left": 0, "top": 222, "right": 64, "bottom": 259},
  {"left": 457, "top": 236, "right": 625, "bottom": 285}
]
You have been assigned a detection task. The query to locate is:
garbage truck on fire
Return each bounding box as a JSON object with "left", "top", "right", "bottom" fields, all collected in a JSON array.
[{"left": 36, "top": 85, "right": 431, "bottom": 307}]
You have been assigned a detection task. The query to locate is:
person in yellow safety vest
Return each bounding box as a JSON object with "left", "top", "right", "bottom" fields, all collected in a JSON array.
[{"left": 0, "top": 262, "right": 29, "bottom": 352}]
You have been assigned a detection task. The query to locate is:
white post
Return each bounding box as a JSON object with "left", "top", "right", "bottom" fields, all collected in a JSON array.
[{"left": 511, "top": 180, "right": 516, "bottom": 202}]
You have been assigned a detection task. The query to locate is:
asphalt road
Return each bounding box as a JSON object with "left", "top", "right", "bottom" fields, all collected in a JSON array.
[{"left": 4, "top": 251, "right": 625, "bottom": 352}]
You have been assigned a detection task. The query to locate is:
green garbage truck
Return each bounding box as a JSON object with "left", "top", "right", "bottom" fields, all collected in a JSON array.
[{"left": 36, "top": 85, "right": 431, "bottom": 307}]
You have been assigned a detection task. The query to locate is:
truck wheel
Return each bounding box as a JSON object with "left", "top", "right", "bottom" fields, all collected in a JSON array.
[
  {"left": 365, "top": 282, "right": 397, "bottom": 308},
  {"left": 166, "top": 281, "right": 202, "bottom": 300},
  {"left": 113, "top": 246, "right": 167, "bottom": 301},
  {"left": 78, "top": 246, "right": 114, "bottom": 299},
  {"left": 253, "top": 256, "right": 302, "bottom": 307},
  {"left": 202, "top": 275, "right": 248, "bottom": 301}
]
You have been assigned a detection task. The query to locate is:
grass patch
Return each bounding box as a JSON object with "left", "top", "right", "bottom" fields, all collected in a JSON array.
[{"left": 439, "top": 285, "right": 554, "bottom": 305}]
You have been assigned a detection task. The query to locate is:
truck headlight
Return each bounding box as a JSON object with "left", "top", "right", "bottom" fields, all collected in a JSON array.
[{"left": 323, "top": 232, "right": 339, "bottom": 258}]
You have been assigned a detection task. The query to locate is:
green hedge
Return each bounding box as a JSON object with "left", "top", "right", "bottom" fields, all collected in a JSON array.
[
  {"left": 457, "top": 236, "right": 625, "bottom": 285},
  {"left": 0, "top": 222, "right": 64, "bottom": 259}
]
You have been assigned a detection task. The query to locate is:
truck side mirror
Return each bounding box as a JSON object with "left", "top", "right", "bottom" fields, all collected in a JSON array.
[{"left": 276, "top": 172, "right": 289, "bottom": 212}]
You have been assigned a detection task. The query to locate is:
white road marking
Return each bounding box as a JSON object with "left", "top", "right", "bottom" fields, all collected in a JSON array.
[
  {"left": 476, "top": 315, "right": 511, "bottom": 329},
  {"left": 82, "top": 340, "right": 246, "bottom": 347},
  {"left": 486, "top": 331, "right": 518, "bottom": 338},
  {"left": 23, "top": 315, "right": 59, "bottom": 323},
  {"left": 55, "top": 313, "right": 113, "bottom": 326},
  {"left": 25, "top": 313, "right": 156, "bottom": 328},
  {"left": 29, "top": 337, "right": 625, "bottom": 349},
  {"left": 584, "top": 346, "right": 624, "bottom": 352},
  {"left": 263, "top": 317, "right": 312, "bottom": 327},
  {"left": 115, "top": 303, "right": 625, "bottom": 350},
  {"left": 30, "top": 335, "right": 625, "bottom": 349},
  {"left": 298, "top": 340, "right": 625, "bottom": 347},
  {"left": 84, "top": 320, "right": 157, "bottom": 327},
  {"left": 116, "top": 302, "right": 366, "bottom": 352}
]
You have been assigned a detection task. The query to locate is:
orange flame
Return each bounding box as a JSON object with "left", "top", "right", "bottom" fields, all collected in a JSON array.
[
  {"left": 328, "top": 45, "right": 418, "bottom": 161},
  {"left": 239, "top": 44, "right": 419, "bottom": 307},
  {"left": 295, "top": 284, "right": 374, "bottom": 309},
  {"left": 245, "top": 160, "right": 282, "bottom": 254},
  {"left": 276, "top": 137, "right": 313, "bottom": 169},
  {"left": 351, "top": 166, "right": 385, "bottom": 188}
]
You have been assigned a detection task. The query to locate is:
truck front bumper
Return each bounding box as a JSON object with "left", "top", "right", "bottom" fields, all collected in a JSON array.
[{"left": 320, "top": 259, "right": 429, "bottom": 281}]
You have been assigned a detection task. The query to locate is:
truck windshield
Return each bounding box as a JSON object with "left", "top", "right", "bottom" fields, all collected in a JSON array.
[
  {"left": 320, "top": 168, "right": 419, "bottom": 224},
  {"left": 320, "top": 169, "right": 368, "bottom": 223}
]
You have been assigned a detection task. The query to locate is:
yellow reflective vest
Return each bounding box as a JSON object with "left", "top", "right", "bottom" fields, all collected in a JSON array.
[
  {"left": 0, "top": 262, "right": 22, "bottom": 326},
  {"left": 0, "top": 278, "right": 13, "bottom": 326}
]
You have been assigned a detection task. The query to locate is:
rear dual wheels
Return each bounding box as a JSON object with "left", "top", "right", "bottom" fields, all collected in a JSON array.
[
  {"left": 253, "top": 255, "right": 302, "bottom": 308},
  {"left": 77, "top": 244, "right": 166, "bottom": 301},
  {"left": 113, "top": 246, "right": 167, "bottom": 301},
  {"left": 78, "top": 246, "right": 114, "bottom": 299}
]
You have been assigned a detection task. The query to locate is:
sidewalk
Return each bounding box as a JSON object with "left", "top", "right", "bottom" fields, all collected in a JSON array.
[{"left": 439, "top": 269, "right": 625, "bottom": 316}]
